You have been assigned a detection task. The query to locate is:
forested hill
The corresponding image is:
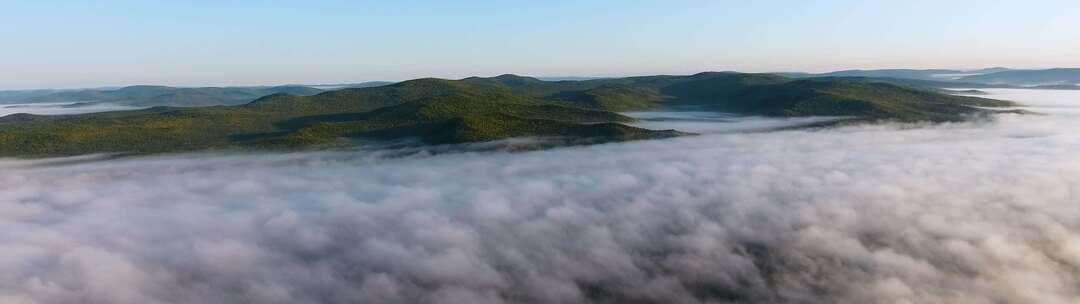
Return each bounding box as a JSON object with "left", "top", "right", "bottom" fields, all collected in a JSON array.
[{"left": 0, "top": 72, "right": 1016, "bottom": 157}]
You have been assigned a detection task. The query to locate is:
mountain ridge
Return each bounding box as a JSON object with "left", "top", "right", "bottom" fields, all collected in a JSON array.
[
  {"left": 0, "top": 82, "right": 396, "bottom": 106},
  {"left": 958, "top": 68, "right": 1080, "bottom": 86},
  {"left": 0, "top": 72, "right": 1019, "bottom": 157}
]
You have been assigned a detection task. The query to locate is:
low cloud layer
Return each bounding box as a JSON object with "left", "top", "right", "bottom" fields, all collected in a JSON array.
[
  {"left": 0, "top": 102, "right": 141, "bottom": 117},
  {"left": 3, "top": 90, "right": 1080, "bottom": 303}
]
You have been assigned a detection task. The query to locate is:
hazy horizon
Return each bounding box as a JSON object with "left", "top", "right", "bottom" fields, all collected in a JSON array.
[{"left": 2, "top": 66, "right": 1077, "bottom": 92}]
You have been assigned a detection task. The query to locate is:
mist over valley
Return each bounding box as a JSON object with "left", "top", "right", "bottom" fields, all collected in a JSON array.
[
  {"left": 4, "top": 1, "right": 1080, "bottom": 302},
  {"left": 3, "top": 88, "right": 1080, "bottom": 303}
]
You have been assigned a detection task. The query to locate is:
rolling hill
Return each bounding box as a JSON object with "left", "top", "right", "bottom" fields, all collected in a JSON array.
[
  {"left": 780, "top": 68, "right": 1010, "bottom": 81},
  {"left": 25, "top": 85, "right": 327, "bottom": 107},
  {"left": 0, "top": 89, "right": 64, "bottom": 104},
  {"left": 0, "top": 82, "right": 396, "bottom": 107},
  {"left": 958, "top": 68, "right": 1080, "bottom": 86},
  {"left": 0, "top": 72, "right": 1018, "bottom": 157},
  {"left": 783, "top": 67, "right": 1080, "bottom": 88},
  {"left": 464, "top": 72, "right": 1013, "bottom": 120}
]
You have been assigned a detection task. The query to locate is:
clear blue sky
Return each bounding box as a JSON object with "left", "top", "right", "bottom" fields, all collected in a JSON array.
[{"left": 2, "top": 0, "right": 1079, "bottom": 89}]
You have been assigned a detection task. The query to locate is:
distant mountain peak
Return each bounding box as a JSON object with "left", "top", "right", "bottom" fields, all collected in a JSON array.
[
  {"left": 459, "top": 74, "right": 545, "bottom": 88},
  {"left": 492, "top": 74, "right": 543, "bottom": 82},
  {"left": 691, "top": 71, "right": 733, "bottom": 77}
]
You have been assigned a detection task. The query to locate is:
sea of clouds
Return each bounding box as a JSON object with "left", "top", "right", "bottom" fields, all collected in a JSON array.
[{"left": 2, "top": 89, "right": 1080, "bottom": 303}]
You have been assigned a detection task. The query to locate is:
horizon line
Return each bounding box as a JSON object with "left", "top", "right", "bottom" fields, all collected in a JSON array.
[{"left": 5, "top": 66, "right": 1079, "bottom": 91}]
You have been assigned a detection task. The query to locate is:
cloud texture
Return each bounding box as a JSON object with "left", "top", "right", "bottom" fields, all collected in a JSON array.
[
  {"left": 2, "top": 89, "right": 1080, "bottom": 303},
  {"left": 0, "top": 103, "right": 141, "bottom": 117}
]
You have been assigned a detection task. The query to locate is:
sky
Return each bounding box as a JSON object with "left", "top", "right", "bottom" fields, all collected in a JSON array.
[{"left": 1, "top": 0, "right": 1079, "bottom": 89}]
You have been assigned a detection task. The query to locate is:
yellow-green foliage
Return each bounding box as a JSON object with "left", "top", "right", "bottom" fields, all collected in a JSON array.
[{"left": 0, "top": 73, "right": 1017, "bottom": 157}]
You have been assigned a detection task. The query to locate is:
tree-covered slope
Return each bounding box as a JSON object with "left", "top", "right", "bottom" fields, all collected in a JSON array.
[
  {"left": 0, "top": 79, "right": 677, "bottom": 157},
  {"left": 725, "top": 80, "right": 1014, "bottom": 121},
  {"left": 508, "top": 72, "right": 1016, "bottom": 121},
  {"left": 689, "top": 75, "right": 1014, "bottom": 119},
  {"left": 0, "top": 72, "right": 1019, "bottom": 157}
]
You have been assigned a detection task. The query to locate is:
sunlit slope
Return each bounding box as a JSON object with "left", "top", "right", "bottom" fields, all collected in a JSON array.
[
  {"left": 0, "top": 79, "right": 676, "bottom": 157},
  {"left": 0, "top": 73, "right": 1016, "bottom": 157}
]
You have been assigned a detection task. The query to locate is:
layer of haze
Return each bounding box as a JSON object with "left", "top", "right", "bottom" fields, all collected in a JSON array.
[
  {"left": 2, "top": 89, "right": 1080, "bottom": 303},
  {"left": 0, "top": 103, "right": 142, "bottom": 117},
  {"left": 3, "top": 0, "right": 1080, "bottom": 89}
]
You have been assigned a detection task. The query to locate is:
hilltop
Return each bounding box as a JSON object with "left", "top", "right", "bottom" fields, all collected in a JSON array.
[{"left": 0, "top": 72, "right": 1017, "bottom": 157}]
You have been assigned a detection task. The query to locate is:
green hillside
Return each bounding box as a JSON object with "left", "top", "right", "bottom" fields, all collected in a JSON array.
[
  {"left": 700, "top": 78, "right": 1015, "bottom": 121},
  {"left": 0, "top": 72, "right": 1018, "bottom": 157},
  {"left": 484, "top": 72, "right": 1013, "bottom": 121},
  {"left": 0, "top": 79, "right": 678, "bottom": 157}
]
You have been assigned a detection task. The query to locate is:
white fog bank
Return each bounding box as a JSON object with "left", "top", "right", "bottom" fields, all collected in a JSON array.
[
  {"left": 958, "top": 88, "right": 1080, "bottom": 115},
  {"left": 2, "top": 89, "right": 1080, "bottom": 303},
  {"left": 0, "top": 102, "right": 142, "bottom": 117},
  {"left": 625, "top": 111, "right": 847, "bottom": 134}
]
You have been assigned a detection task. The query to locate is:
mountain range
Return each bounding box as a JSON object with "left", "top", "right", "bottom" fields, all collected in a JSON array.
[
  {"left": 2, "top": 68, "right": 1076, "bottom": 110},
  {"left": 955, "top": 68, "right": 1080, "bottom": 86},
  {"left": 0, "top": 82, "right": 393, "bottom": 106},
  {"left": 0, "top": 72, "right": 1017, "bottom": 157},
  {"left": 784, "top": 67, "right": 1080, "bottom": 88}
]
